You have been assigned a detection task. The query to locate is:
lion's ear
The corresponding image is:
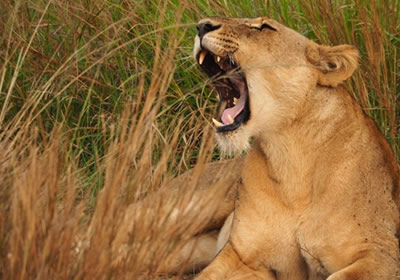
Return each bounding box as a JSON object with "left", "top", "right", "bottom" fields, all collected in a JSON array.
[{"left": 306, "top": 44, "right": 359, "bottom": 87}]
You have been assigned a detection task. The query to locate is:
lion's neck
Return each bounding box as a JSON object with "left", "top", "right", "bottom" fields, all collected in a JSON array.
[{"left": 256, "top": 86, "right": 360, "bottom": 205}]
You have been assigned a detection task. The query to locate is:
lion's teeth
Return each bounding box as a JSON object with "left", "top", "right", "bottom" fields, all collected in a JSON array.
[
  {"left": 199, "top": 50, "right": 208, "bottom": 65},
  {"left": 212, "top": 118, "right": 224, "bottom": 127},
  {"left": 227, "top": 114, "right": 234, "bottom": 124},
  {"left": 233, "top": 97, "right": 238, "bottom": 105},
  {"left": 216, "top": 56, "right": 221, "bottom": 62}
]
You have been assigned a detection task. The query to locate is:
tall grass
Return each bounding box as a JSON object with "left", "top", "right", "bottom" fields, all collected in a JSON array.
[{"left": 0, "top": 0, "right": 399, "bottom": 279}]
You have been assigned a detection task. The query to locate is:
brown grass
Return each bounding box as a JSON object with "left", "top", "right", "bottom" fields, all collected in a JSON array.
[{"left": 0, "top": 0, "right": 399, "bottom": 279}]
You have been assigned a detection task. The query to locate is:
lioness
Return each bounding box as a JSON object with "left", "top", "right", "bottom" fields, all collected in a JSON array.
[
  {"left": 190, "top": 17, "right": 400, "bottom": 279},
  {"left": 113, "top": 16, "right": 400, "bottom": 279}
]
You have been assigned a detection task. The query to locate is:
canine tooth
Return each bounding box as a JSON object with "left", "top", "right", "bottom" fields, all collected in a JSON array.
[
  {"left": 216, "top": 56, "right": 221, "bottom": 62},
  {"left": 227, "top": 114, "right": 234, "bottom": 124},
  {"left": 199, "top": 50, "right": 207, "bottom": 65},
  {"left": 233, "top": 97, "right": 238, "bottom": 105},
  {"left": 212, "top": 118, "right": 224, "bottom": 127}
]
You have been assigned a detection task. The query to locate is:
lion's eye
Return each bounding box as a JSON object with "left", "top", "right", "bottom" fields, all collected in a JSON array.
[{"left": 252, "top": 23, "right": 277, "bottom": 32}]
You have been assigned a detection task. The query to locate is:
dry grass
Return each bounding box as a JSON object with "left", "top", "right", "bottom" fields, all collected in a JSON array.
[{"left": 0, "top": 0, "right": 399, "bottom": 279}]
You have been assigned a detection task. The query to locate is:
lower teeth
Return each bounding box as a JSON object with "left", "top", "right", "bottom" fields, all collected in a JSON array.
[
  {"left": 212, "top": 118, "right": 224, "bottom": 127},
  {"left": 227, "top": 114, "right": 234, "bottom": 124}
]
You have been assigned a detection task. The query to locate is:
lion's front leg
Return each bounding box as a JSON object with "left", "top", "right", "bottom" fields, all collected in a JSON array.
[
  {"left": 195, "top": 242, "right": 275, "bottom": 280},
  {"left": 111, "top": 158, "right": 243, "bottom": 274},
  {"left": 157, "top": 230, "right": 220, "bottom": 274},
  {"left": 326, "top": 250, "right": 400, "bottom": 280}
]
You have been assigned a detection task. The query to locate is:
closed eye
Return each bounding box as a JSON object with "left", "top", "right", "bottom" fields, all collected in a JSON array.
[{"left": 252, "top": 23, "right": 277, "bottom": 32}]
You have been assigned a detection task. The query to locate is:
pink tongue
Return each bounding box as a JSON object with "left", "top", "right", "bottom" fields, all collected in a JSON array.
[
  {"left": 221, "top": 89, "right": 246, "bottom": 125},
  {"left": 221, "top": 76, "right": 247, "bottom": 125}
]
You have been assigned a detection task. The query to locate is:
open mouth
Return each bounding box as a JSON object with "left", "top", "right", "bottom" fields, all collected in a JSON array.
[{"left": 196, "top": 49, "right": 250, "bottom": 133}]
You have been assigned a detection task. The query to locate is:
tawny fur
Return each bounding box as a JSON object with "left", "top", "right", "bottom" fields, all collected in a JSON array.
[
  {"left": 112, "top": 159, "right": 243, "bottom": 274},
  {"left": 192, "top": 17, "right": 400, "bottom": 279},
  {"left": 113, "top": 16, "right": 400, "bottom": 279}
]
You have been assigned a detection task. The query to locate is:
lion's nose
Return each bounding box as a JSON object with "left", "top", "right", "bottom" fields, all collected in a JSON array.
[{"left": 196, "top": 22, "right": 221, "bottom": 38}]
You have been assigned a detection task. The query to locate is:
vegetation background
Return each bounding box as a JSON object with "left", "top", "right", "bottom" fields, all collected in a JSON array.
[{"left": 0, "top": 0, "right": 398, "bottom": 279}]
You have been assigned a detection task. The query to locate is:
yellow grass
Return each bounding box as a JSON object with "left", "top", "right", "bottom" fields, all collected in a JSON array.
[{"left": 0, "top": 0, "right": 398, "bottom": 279}]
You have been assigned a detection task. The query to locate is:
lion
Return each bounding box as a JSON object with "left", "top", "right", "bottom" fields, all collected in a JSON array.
[
  {"left": 113, "top": 16, "right": 400, "bottom": 279},
  {"left": 191, "top": 17, "right": 400, "bottom": 279}
]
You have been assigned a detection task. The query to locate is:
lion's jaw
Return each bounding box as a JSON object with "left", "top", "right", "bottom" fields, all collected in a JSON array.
[
  {"left": 194, "top": 17, "right": 358, "bottom": 154},
  {"left": 213, "top": 67, "right": 311, "bottom": 154}
]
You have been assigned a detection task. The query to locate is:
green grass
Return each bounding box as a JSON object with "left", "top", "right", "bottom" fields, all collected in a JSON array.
[
  {"left": 1, "top": 1, "right": 398, "bottom": 172},
  {"left": 0, "top": 0, "right": 399, "bottom": 279}
]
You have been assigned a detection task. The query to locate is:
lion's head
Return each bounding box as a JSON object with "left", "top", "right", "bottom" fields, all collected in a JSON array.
[{"left": 193, "top": 17, "right": 359, "bottom": 154}]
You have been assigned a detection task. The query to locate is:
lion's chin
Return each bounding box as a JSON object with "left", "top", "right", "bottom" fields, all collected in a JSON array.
[{"left": 215, "top": 127, "right": 251, "bottom": 155}]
